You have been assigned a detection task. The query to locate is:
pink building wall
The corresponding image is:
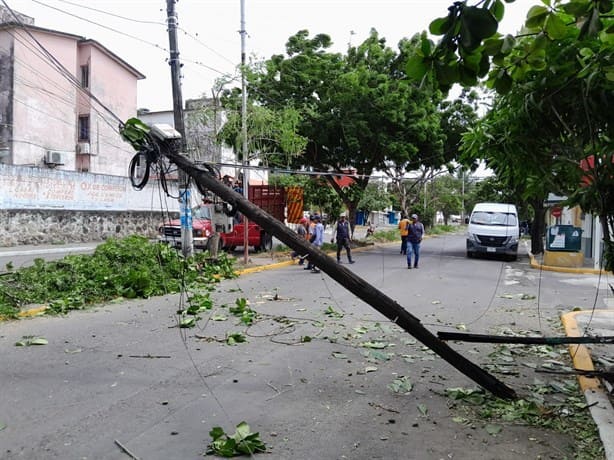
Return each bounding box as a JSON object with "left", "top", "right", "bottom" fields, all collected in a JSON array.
[
  {"left": 0, "top": 24, "right": 143, "bottom": 177},
  {"left": 11, "top": 28, "right": 77, "bottom": 169}
]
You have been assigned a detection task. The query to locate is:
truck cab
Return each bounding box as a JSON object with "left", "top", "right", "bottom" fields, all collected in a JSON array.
[{"left": 158, "top": 205, "right": 215, "bottom": 250}]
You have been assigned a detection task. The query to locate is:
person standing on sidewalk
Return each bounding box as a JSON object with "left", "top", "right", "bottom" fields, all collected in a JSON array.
[
  {"left": 398, "top": 213, "right": 410, "bottom": 255},
  {"left": 331, "top": 215, "right": 354, "bottom": 264},
  {"left": 292, "top": 217, "right": 309, "bottom": 265},
  {"left": 308, "top": 215, "right": 325, "bottom": 273},
  {"left": 407, "top": 214, "right": 424, "bottom": 269}
]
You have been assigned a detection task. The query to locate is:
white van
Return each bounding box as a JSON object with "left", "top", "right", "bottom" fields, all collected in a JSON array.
[{"left": 466, "top": 203, "right": 520, "bottom": 260}]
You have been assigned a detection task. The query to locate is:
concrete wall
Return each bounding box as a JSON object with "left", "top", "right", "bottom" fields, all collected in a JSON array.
[
  {"left": 0, "top": 208, "right": 164, "bottom": 246},
  {"left": 0, "top": 164, "right": 181, "bottom": 247}
]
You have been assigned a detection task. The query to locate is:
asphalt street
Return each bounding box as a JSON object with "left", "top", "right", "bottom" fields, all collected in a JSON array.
[{"left": 1, "top": 232, "right": 613, "bottom": 459}]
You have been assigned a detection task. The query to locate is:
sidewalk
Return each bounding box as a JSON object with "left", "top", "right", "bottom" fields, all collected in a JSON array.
[{"left": 529, "top": 245, "right": 614, "bottom": 459}]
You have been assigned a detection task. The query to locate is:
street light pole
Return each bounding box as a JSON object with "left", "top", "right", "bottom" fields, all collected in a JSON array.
[{"left": 166, "top": 0, "right": 193, "bottom": 258}]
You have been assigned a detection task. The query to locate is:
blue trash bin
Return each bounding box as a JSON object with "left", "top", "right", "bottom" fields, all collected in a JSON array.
[{"left": 355, "top": 211, "right": 365, "bottom": 226}]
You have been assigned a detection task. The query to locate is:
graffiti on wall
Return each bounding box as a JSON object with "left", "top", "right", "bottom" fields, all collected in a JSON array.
[{"left": 0, "top": 164, "right": 179, "bottom": 211}]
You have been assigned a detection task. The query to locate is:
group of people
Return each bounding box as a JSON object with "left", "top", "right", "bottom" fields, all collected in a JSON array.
[
  {"left": 398, "top": 213, "right": 424, "bottom": 269},
  {"left": 291, "top": 211, "right": 423, "bottom": 272},
  {"left": 291, "top": 213, "right": 355, "bottom": 273}
]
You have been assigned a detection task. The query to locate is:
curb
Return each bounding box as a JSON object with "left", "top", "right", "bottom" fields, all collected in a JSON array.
[
  {"left": 529, "top": 252, "right": 612, "bottom": 275},
  {"left": 561, "top": 311, "right": 614, "bottom": 460}
]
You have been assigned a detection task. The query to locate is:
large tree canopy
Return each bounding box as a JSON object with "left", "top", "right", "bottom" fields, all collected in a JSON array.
[
  {"left": 225, "top": 29, "right": 447, "bottom": 225},
  {"left": 423, "top": 0, "right": 614, "bottom": 269}
]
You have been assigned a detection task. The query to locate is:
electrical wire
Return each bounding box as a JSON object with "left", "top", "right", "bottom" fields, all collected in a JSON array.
[{"left": 0, "top": 5, "right": 124, "bottom": 126}]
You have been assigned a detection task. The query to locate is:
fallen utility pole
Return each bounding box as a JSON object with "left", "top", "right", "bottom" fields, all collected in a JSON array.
[
  {"left": 438, "top": 332, "right": 614, "bottom": 345},
  {"left": 162, "top": 149, "right": 517, "bottom": 400}
]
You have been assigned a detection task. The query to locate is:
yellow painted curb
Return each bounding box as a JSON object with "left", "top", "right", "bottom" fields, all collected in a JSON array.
[
  {"left": 529, "top": 253, "right": 612, "bottom": 275},
  {"left": 560, "top": 311, "right": 602, "bottom": 391},
  {"left": 234, "top": 259, "right": 295, "bottom": 276}
]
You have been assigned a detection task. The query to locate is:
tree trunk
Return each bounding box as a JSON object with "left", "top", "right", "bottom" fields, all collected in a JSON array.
[{"left": 530, "top": 198, "right": 546, "bottom": 255}]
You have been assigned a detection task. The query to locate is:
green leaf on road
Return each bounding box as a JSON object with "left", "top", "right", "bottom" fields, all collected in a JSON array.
[
  {"left": 360, "top": 341, "right": 389, "bottom": 349},
  {"left": 388, "top": 376, "right": 413, "bottom": 394},
  {"left": 15, "top": 336, "right": 48, "bottom": 346},
  {"left": 485, "top": 424, "right": 503, "bottom": 435}
]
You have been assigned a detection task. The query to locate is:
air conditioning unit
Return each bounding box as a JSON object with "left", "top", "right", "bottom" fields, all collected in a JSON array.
[
  {"left": 76, "top": 142, "right": 92, "bottom": 155},
  {"left": 44, "top": 150, "right": 65, "bottom": 165}
]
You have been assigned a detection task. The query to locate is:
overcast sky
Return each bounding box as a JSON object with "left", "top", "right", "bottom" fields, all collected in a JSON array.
[{"left": 8, "top": 0, "right": 533, "bottom": 112}]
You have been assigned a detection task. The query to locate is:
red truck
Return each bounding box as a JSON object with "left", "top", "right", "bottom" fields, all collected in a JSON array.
[{"left": 158, "top": 185, "right": 286, "bottom": 252}]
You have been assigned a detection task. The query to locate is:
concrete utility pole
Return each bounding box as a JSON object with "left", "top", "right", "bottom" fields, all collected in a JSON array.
[
  {"left": 240, "top": 0, "right": 249, "bottom": 264},
  {"left": 160, "top": 148, "right": 517, "bottom": 400},
  {"left": 166, "top": 0, "right": 193, "bottom": 258}
]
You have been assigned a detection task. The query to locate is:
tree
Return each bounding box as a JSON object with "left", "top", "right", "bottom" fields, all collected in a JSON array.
[
  {"left": 420, "top": 1, "right": 614, "bottom": 268},
  {"left": 358, "top": 182, "right": 392, "bottom": 220},
  {"left": 238, "top": 30, "right": 446, "bottom": 231},
  {"left": 430, "top": 175, "right": 463, "bottom": 225}
]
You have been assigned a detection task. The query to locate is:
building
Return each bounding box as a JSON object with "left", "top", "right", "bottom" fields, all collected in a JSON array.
[
  {"left": 0, "top": 8, "right": 144, "bottom": 176},
  {"left": 0, "top": 8, "right": 167, "bottom": 247}
]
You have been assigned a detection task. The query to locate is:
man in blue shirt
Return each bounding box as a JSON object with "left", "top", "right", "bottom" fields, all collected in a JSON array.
[
  {"left": 309, "top": 215, "right": 325, "bottom": 273},
  {"left": 407, "top": 214, "right": 425, "bottom": 269}
]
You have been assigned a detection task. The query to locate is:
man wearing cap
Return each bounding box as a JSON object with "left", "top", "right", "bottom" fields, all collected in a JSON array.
[
  {"left": 331, "top": 215, "right": 355, "bottom": 264},
  {"left": 407, "top": 214, "right": 425, "bottom": 269}
]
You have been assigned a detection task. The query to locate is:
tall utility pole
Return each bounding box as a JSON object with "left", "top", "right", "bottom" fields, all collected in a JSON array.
[
  {"left": 166, "top": 0, "right": 193, "bottom": 258},
  {"left": 240, "top": 0, "right": 249, "bottom": 264}
]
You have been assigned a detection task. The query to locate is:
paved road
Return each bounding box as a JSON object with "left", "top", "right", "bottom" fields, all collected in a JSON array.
[{"left": 1, "top": 232, "right": 611, "bottom": 459}]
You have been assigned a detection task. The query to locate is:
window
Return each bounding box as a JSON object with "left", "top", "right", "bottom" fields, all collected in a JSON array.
[
  {"left": 78, "top": 115, "right": 90, "bottom": 141},
  {"left": 80, "top": 65, "right": 89, "bottom": 88}
]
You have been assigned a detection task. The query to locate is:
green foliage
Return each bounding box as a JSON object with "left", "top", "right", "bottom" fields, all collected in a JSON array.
[
  {"left": 357, "top": 183, "right": 392, "bottom": 215},
  {"left": 206, "top": 422, "right": 266, "bottom": 457},
  {"left": 232, "top": 29, "right": 446, "bottom": 226},
  {"left": 119, "top": 118, "right": 151, "bottom": 151},
  {"left": 446, "top": 386, "right": 605, "bottom": 459},
  {"left": 0, "top": 236, "right": 236, "bottom": 317},
  {"left": 229, "top": 297, "right": 257, "bottom": 325},
  {"left": 416, "top": 0, "right": 614, "bottom": 94}
]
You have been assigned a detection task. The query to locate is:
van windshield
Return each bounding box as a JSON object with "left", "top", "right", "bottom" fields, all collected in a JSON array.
[{"left": 471, "top": 211, "right": 517, "bottom": 226}]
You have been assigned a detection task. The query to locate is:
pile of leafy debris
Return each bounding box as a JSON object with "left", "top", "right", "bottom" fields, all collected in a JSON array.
[
  {"left": 0, "top": 235, "right": 236, "bottom": 318},
  {"left": 444, "top": 340, "right": 605, "bottom": 460}
]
